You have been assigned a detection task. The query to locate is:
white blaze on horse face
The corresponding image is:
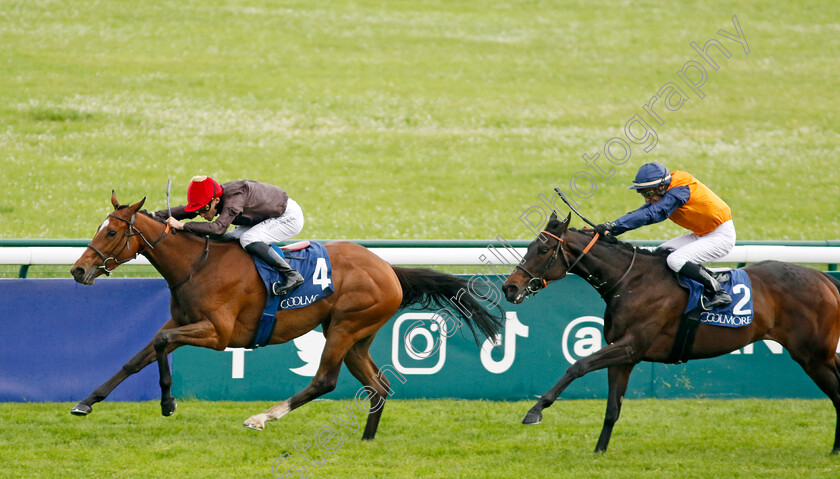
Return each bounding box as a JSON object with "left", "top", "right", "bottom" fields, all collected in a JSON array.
[{"left": 97, "top": 218, "right": 110, "bottom": 233}]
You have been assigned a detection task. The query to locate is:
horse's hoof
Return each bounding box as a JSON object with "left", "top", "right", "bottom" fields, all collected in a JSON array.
[
  {"left": 161, "top": 398, "right": 177, "bottom": 416},
  {"left": 243, "top": 415, "right": 266, "bottom": 431},
  {"left": 70, "top": 403, "right": 92, "bottom": 416},
  {"left": 522, "top": 410, "right": 543, "bottom": 425}
]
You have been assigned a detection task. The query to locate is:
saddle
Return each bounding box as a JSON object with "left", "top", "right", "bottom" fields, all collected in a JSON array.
[
  {"left": 668, "top": 268, "right": 754, "bottom": 364},
  {"left": 281, "top": 240, "right": 310, "bottom": 252},
  {"left": 248, "top": 241, "right": 334, "bottom": 349}
]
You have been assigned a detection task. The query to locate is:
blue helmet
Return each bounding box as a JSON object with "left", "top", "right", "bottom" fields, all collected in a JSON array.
[{"left": 628, "top": 162, "right": 671, "bottom": 190}]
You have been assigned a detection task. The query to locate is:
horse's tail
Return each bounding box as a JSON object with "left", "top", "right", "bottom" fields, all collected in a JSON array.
[{"left": 391, "top": 266, "right": 504, "bottom": 343}]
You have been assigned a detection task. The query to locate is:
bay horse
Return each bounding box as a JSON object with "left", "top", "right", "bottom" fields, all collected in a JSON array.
[
  {"left": 69, "top": 193, "right": 503, "bottom": 439},
  {"left": 502, "top": 212, "right": 840, "bottom": 453}
]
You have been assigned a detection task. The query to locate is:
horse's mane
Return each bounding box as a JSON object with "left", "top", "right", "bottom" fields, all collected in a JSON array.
[
  {"left": 138, "top": 209, "right": 163, "bottom": 222},
  {"left": 555, "top": 223, "right": 668, "bottom": 258},
  {"left": 135, "top": 209, "right": 237, "bottom": 244}
]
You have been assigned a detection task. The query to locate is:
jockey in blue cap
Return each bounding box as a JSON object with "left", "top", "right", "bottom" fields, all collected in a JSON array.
[{"left": 593, "top": 162, "right": 736, "bottom": 310}]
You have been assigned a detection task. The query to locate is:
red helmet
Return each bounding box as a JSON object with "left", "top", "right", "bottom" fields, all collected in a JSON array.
[{"left": 185, "top": 176, "right": 223, "bottom": 212}]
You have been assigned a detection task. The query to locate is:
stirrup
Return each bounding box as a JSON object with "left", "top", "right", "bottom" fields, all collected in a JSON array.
[{"left": 271, "top": 276, "right": 304, "bottom": 296}]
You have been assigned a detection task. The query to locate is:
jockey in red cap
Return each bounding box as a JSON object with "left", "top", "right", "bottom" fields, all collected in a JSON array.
[
  {"left": 592, "top": 163, "right": 736, "bottom": 311},
  {"left": 154, "top": 176, "right": 305, "bottom": 295},
  {"left": 184, "top": 176, "right": 223, "bottom": 213}
]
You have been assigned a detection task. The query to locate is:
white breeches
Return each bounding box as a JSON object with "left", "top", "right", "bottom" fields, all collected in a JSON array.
[
  {"left": 225, "top": 198, "right": 305, "bottom": 247},
  {"left": 661, "top": 220, "right": 736, "bottom": 272}
]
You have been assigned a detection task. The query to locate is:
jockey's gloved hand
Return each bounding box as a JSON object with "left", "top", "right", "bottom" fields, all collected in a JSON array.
[{"left": 594, "top": 222, "right": 615, "bottom": 237}]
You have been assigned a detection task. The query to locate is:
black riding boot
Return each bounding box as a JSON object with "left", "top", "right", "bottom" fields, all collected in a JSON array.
[
  {"left": 245, "top": 242, "right": 305, "bottom": 295},
  {"left": 678, "top": 262, "right": 732, "bottom": 311}
]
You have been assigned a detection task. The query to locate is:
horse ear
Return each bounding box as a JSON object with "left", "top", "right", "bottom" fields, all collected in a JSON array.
[
  {"left": 549, "top": 211, "right": 558, "bottom": 222},
  {"left": 111, "top": 190, "right": 119, "bottom": 210},
  {"left": 128, "top": 197, "right": 146, "bottom": 213},
  {"left": 556, "top": 212, "right": 571, "bottom": 233}
]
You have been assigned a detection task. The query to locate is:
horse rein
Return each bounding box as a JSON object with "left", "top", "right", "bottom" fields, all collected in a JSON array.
[
  {"left": 515, "top": 230, "right": 565, "bottom": 294},
  {"left": 86, "top": 211, "right": 210, "bottom": 291},
  {"left": 599, "top": 248, "right": 636, "bottom": 298},
  {"left": 87, "top": 212, "right": 170, "bottom": 276},
  {"left": 516, "top": 230, "right": 600, "bottom": 295},
  {"left": 516, "top": 229, "right": 636, "bottom": 298},
  {"left": 167, "top": 237, "right": 210, "bottom": 292}
]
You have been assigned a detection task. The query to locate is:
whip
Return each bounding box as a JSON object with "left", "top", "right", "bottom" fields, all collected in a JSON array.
[
  {"left": 554, "top": 187, "right": 598, "bottom": 228},
  {"left": 166, "top": 179, "right": 172, "bottom": 218}
]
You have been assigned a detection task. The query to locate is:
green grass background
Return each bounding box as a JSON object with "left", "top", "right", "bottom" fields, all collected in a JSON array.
[
  {"left": 1, "top": 0, "right": 837, "bottom": 242},
  {"left": 1, "top": 399, "right": 839, "bottom": 478},
  {"left": 2, "top": 0, "right": 840, "bottom": 477}
]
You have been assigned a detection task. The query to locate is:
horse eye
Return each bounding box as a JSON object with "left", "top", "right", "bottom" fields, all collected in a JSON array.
[
  {"left": 107, "top": 230, "right": 117, "bottom": 238},
  {"left": 537, "top": 247, "right": 549, "bottom": 255}
]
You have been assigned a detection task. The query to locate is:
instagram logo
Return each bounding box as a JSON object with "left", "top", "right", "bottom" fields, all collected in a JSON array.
[{"left": 392, "top": 313, "right": 448, "bottom": 375}]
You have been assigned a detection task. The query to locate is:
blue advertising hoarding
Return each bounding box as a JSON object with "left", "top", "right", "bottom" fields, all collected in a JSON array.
[{"left": 2, "top": 274, "right": 838, "bottom": 402}]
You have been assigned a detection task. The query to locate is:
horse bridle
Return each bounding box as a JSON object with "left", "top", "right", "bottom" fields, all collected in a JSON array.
[
  {"left": 86, "top": 212, "right": 170, "bottom": 276},
  {"left": 515, "top": 230, "right": 599, "bottom": 295},
  {"left": 515, "top": 229, "right": 636, "bottom": 298}
]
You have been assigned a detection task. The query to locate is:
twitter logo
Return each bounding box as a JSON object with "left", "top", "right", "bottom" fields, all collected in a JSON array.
[{"left": 290, "top": 330, "right": 326, "bottom": 376}]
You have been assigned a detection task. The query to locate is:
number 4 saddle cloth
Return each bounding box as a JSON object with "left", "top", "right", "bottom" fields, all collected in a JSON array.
[
  {"left": 252, "top": 241, "right": 335, "bottom": 311},
  {"left": 248, "top": 241, "right": 334, "bottom": 349},
  {"left": 678, "top": 268, "right": 754, "bottom": 328}
]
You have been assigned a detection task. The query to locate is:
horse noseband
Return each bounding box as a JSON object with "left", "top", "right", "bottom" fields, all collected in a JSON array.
[
  {"left": 516, "top": 230, "right": 602, "bottom": 297},
  {"left": 527, "top": 276, "right": 547, "bottom": 294},
  {"left": 86, "top": 212, "right": 169, "bottom": 276},
  {"left": 515, "top": 230, "right": 567, "bottom": 297}
]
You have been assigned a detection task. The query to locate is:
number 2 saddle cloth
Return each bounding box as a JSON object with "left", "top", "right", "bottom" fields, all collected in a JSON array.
[{"left": 677, "top": 269, "right": 754, "bottom": 328}]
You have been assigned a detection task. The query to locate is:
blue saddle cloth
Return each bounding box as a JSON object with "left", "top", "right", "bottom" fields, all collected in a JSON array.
[
  {"left": 678, "top": 269, "right": 754, "bottom": 328},
  {"left": 249, "top": 241, "right": 334, "bottom": 348}
]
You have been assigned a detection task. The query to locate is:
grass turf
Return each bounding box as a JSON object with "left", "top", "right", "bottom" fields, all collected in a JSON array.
[
  {"left": 2, "top": 1, "right": 840, "bottom": 477},
  {"left": 0, "top": 0, "right": 838, "bottom": 242},
  {"left": 1, "top": 399, "right": 838, "bottom": 478}
]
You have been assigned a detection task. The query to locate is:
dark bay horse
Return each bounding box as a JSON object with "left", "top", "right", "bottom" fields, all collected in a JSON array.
[
  {"left": 70, "top": 193, "right": 503, "bottom": 439},
  {"left": 502, "top": 212, "right": 840, "bottom": 453}
]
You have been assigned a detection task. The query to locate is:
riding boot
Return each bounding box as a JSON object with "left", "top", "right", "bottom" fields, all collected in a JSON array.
[
  {"left": 244, "top": 242, "right": 305, "bottom": 295},
  {"left": 678, "top": 261, "right": 732, "bottom": 311}
]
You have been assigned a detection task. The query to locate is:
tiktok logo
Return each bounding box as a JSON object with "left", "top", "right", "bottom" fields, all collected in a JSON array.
[{"left": 480, "top": 312, "right": 529, "bottom": 374}]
